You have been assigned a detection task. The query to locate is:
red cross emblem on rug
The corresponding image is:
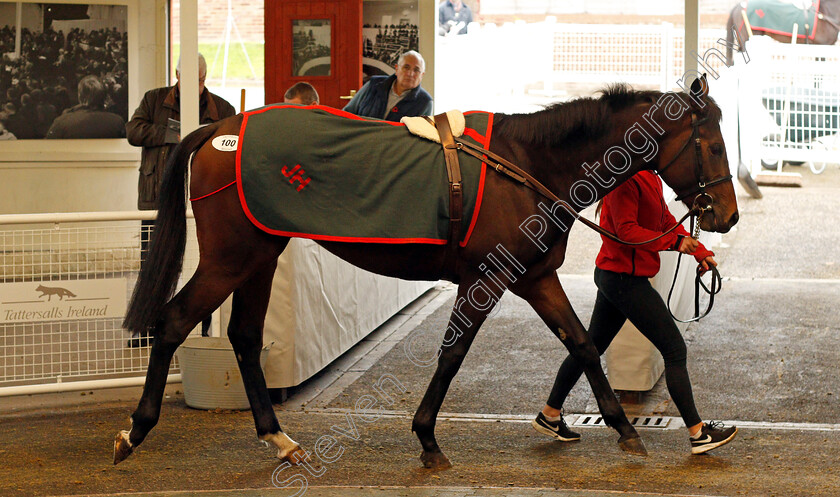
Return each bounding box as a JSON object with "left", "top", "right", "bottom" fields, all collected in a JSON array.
[{"left": 281, "top": 164, "right": 311, "bottom": 192}]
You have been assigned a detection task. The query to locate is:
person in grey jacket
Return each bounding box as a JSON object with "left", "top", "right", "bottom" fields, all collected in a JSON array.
[{"left": 343, "top": 50, "right": 432, "bottom": 121}]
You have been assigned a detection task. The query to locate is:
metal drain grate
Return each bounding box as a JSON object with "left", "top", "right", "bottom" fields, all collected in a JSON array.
[{"left": 573, "top": 415, "right": 671, "bottom": 428}]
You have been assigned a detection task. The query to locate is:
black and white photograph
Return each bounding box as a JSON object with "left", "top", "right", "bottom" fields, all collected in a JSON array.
[
  {"left": 362, "top": 0, "right": 419, "bottom": 80},
  {"left": 291, "top": 18, "right": 331, "bottom": 77},
  {"left": 0, "top": 2, "right": 128, "bottom": 140}
]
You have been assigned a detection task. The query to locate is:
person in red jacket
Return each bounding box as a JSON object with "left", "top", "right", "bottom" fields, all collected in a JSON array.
[{"left": 531, "top": 170, "right": 737, "bottom": 455}]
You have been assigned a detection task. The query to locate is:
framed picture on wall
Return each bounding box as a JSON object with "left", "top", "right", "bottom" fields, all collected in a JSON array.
[
  {"left": 362, "top": 0, "right": 419, "bottom": 82},
  {"left": 291, "top": 18, "right": 332, "bottom": 77},
  {"left": 0, "top": 1, "right": 128, "bottom": 140}
]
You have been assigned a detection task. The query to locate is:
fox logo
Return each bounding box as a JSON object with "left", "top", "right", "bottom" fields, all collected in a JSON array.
[{"left": 36, "top": 284, "right": 77, "bottom": 301}]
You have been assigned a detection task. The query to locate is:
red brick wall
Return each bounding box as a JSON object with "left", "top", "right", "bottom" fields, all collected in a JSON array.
[{"left": 170, "top": 0, "right": 265, "bottom": 43}]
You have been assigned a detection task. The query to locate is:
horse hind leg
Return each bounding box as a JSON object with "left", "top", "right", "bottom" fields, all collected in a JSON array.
[
  {"left": 114, "top": 245, "right": 285, "bottom": 465},
  {"left": 226, "top": 258, "right": 308, "bottom": 464},
  {"left": 512, "top": 274, "right": 647, "bottom": 456}
]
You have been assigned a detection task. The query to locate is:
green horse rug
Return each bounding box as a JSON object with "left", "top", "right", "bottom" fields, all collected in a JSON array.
[
  {"left": 235, "top": 106, "right": 493, "bottom": 246},
  {"left": 746, "top": 0, "right": 822, "bottom": 39}
]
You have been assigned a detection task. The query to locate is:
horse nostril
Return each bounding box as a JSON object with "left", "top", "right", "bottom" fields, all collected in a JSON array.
[{"left": 729, "top": 212, "right": 739, "bottom": 226}]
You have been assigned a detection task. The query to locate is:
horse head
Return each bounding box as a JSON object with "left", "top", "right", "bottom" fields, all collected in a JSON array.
[{"left": 654, "top": 75, "right": 739, "bottom": 234}]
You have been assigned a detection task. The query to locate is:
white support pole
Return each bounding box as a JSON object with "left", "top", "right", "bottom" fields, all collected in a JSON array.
[
  {"left": 777, "top": 24, "right": 799, "bottom": 171},
  {"left": 684, "top": 0, "right": 700, "bottom": 75},
  {"left": 14, "top": 2, "right": 21, "bottom": 58},
  {"left": 180, "top": 0, "right": 199, "bottom": 135}
]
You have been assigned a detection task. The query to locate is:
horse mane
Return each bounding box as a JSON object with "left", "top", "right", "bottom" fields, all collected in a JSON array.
[{"left": 493, "top": 83, "right": 719, "bottom": 147}]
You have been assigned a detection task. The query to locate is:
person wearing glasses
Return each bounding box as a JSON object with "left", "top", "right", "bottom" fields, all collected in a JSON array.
[{"left": 343, "top": 50, "right": 432, "bottom": 122}]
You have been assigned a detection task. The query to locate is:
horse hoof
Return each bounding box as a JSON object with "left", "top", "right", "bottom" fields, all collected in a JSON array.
[
  {"left": 279, "top": 445, "right": 310, "bottom": 465},
  {"left": 420, "top": 450, "right": 452, "bottom": 470},
  {"left": 618, "top": 434, "right": 648, "bottom": 456},
  {"left": 113, "top": 430, "right": 134, "bottom": 465}
]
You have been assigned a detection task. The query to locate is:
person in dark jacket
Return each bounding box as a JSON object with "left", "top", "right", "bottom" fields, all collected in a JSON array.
[
  {"left": 439, "top": 0, "right": 473, "bottom": 35},
  {"left": 530, "top": 170, "right": 738, "bottom": 455},
  {"left": 125, "top": 53, "right": 235, "bottom": 345},
  {"left": 342, "top": 50, "right": 432, "bottom": 121},
  {"left": 45, "top": 75, "right": 125, "bottom": 139},
  {"left": 126, "top": 53, "right": 236, "bottom": 211}
]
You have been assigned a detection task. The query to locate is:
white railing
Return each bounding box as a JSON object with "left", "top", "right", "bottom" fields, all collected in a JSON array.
[
  {"left": 0, "top": 211, "right": 201, "bottom": 396},
  {"left": 434, "top": 21, "right": 728, "bottom": 114},
  {"left": 739, "top": 37, "right": 840, "bottom": 175}
]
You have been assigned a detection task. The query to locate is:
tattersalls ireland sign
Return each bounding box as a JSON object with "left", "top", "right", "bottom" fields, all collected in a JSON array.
[{"left": 0, "top": 279, "right": 127, "bottom": 324}]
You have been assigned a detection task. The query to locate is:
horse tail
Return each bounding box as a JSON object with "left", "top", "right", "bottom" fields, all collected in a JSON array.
[{"left": 123, "top": 120, "right": 225, "bottom": 335}]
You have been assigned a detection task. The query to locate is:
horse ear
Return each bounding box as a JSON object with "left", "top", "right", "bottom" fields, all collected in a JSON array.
[{"left": 690, "top": 74, "right": 709, "bottom": 100}]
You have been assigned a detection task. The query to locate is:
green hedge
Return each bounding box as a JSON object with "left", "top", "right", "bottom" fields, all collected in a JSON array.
[{"left": 171, "top": 42, "right": 265, "bottom": 81}]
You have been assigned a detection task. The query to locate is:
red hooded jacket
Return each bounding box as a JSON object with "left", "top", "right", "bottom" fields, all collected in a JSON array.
[{"left": 595, "top": 171, "right": 713, "bottom": 277}]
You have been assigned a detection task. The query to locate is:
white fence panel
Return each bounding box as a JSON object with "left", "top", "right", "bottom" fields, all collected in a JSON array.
[
  {"left": 739, "top": 37, "right": 840, "bottom": 175},
  {"left": 435, "top": 22, "right": 729, "bottom": 114},
  {"left": 0, "top": 211, "right": 200, "bottom": 396},
  {"left": 551, "top": 24, "right": 729, "bottom": 90},
  {"left": 551, "top": 23, "right": 674, "bottom": 88}
]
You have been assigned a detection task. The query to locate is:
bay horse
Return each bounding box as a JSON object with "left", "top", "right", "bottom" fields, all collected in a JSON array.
[
  {"left": 726, "top": 0, "right": 840, "bottom": 64},
  {"left": 114, "top": 77, "right": 738, "bottom": 469}
]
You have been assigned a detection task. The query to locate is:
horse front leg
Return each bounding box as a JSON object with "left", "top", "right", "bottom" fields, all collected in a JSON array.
[
  {"left": 412, "top": 275, "right": 491, "bottom": 469},
  {"left": 113, "top": 268, "right": 243, "bottom": 465},
  {"left": 512, "top": 273, "right": 647, "bottom": 456},
  {"left": 226, "top": 258, "right": 307, "bottom": 464}
]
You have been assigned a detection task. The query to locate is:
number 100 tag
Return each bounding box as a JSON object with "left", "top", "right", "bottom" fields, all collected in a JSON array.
[{"left": 212, "top": 135, "right": 239, "bottom": 151}]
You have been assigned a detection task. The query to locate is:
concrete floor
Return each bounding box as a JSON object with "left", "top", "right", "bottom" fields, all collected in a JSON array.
[{"left": 1, "top": 164, "right": 839, "bottom": 497}]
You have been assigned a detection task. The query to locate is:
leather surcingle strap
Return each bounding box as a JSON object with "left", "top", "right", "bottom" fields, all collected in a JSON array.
[{"left": 434, "top": 113, "right": 463, "bottom": 264}]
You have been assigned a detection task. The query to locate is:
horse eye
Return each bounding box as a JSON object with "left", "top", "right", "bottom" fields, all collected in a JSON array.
[{"left": 710, "top": 143, "right": 724, "bottom": 156}]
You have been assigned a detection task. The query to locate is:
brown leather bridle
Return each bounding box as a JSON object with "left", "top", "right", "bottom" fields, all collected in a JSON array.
[
  {"left": 656, "top": 112, "right": 732, "bottom": 234},
  {"left": 434, "top": 110, "right": 728, "bottom": 320},
  {"left": 653, "top": 111, "right": 729, "bottom": 322},
  {"left": 450, "top": 110, "right": 730, "bottom": 247}
]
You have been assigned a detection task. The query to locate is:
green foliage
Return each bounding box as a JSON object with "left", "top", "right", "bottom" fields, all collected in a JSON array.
[{"left": 171, "top": 42, "right": 265, "bottom": 82}]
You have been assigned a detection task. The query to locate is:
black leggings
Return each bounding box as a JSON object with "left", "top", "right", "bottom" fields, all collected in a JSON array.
[{"left": 547, "top": 267, "right": 702, "bottom": 428}]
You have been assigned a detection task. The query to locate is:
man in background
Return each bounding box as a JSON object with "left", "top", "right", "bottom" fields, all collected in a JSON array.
[
  {"left": 439, "top": 0, "right": 473, "bottom": 35},
  {"left": 342, "top": 50, "right": 432, "bottom": 121},
  {"left": 125, "top": 53, "right": 235, "bottom": 345},
  {"left": 284, "top": 82, "right": 320, "bottom": 105},
  {"left": 127, "top": 53, "right": 235, "bottom": 212},
  {"left": 46, "top": 75, "right": 125, "bottom": 138}
]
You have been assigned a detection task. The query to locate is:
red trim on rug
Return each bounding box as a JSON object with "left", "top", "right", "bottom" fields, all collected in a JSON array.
[
  {"left": 462, "top": 128, "right": 484, "bottom": 143},
  {"left": 236, "top": 111, "right": 265, "bottom": 234},
  {"left": 190, "top": 179, "right": 237, "bottom": 202},
  {"left": 752, "top": 25, "right": 817, "bottom": 40},
  {"left": 247, "top": 231, "right": 446, "bottom": 245},
  {"left": 235, "top": 106, "right": 449, "bottom": 244},
  {"left": 460, "top": 111, "right": 493, "bottom": 248},
  {"left": 244, "top": 104, "right": 406, "bottom": 126}
]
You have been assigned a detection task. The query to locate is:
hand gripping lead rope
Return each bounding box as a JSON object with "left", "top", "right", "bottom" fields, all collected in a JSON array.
[{"left": 666, "top": 205, "right": 723, "bottom": 323}]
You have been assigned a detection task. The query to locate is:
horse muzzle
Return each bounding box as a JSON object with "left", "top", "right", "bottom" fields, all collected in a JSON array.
[{"left": 699, "top": 208, "right": 739, "bottom": 233}]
